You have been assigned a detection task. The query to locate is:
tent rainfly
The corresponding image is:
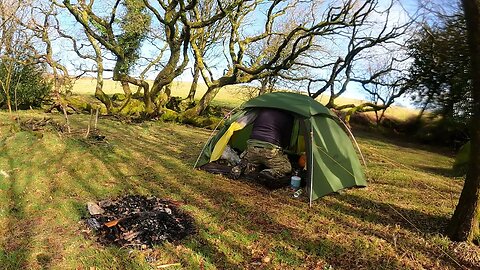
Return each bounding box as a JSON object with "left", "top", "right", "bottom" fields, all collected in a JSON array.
[{"left": 195, "top": 92, "right": 367, "bottom": 203}]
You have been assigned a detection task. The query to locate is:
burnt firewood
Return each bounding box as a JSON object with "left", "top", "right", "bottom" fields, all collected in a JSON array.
[{"left": 83, "top": 195, "right": 195, "bottom": 248}]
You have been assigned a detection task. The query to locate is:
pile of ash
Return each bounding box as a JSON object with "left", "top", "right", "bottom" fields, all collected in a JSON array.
[{"left": 84, "top": 195, "right": 195, "bottom": 248}]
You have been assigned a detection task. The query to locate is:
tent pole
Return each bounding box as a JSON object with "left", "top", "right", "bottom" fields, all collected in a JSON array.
[
  {"left": 193, "top": 105, "right": 241, "bottom": 169},
  {"left": 337, "top": 117, "right": 367, "bottom": 168},
  {"left": 309, "top": 130, "right": 314, "bottom": 208}
]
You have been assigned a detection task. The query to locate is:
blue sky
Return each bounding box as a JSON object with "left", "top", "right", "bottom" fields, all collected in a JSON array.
[{"left": 52, "top": 0, "right": 427, "bottom": 107}]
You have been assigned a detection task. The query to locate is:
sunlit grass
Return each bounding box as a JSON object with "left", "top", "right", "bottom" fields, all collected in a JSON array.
[
  {"left": 72, "top": 78, "right": 243, "bottom": 109},
  {"left": 0, "top": 110, "right": 473, "bottom": 269}
]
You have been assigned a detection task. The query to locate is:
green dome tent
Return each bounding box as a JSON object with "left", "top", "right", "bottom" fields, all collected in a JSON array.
[{"left": 195, "top": 92, "right": 367, "bottom": 203}]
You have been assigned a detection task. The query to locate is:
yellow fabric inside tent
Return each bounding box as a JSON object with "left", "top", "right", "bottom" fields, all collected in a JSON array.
[{"left": 210, "top": 121, "right": 245, "bottom": 162}]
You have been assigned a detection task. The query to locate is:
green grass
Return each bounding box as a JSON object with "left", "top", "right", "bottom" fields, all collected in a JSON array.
[{"left": 0, "top": 110, "right": 477, "bottom": 269}]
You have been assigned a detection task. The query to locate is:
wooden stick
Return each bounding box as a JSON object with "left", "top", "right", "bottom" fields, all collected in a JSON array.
[
  {"left": 62, "top": 104, "right": 71, "bottom": 133},
  {"left": 156, "top": 263, "right": 181, "bottom": 269},
  {"left": 85, "top": 108, "right": 94, "bottom": 138},
  {"left": 94, "top": 107, "right": 99, "bottom": 129}
]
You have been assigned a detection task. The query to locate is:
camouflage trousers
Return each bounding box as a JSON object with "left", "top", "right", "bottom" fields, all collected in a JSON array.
[{"left": 242, "top": 145, "right": 292, "bottom": 178}]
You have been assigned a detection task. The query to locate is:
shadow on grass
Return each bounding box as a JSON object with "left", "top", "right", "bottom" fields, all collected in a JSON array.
[
  {"left": 353, "top": 128, "right": 455, "bottom": 157},
  {"left": 328, "top": 193, "right": 450, "bottom": 235},
  {"left": 0, "top": 132, "right": 40, "bottom": 269},
  {"left": 69, "top": 118, "right": 469, "bottom": 269},
  {"left": 70, "top": 121, "right": 322, "bottom": 267},
  {"left": 0, "top": 114, "right": 470, "bottom": 269},
  {"left": 415, "top": 165, "right": 463, "bottom": 178}
]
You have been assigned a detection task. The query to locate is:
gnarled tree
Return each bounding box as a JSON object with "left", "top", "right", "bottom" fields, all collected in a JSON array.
[
  {"left": 62, "top": 0, "right": 244, "bottom": 117},
  {"left": 63, "top": 0, "right": 153, "bottom": 113},
  {"left": 188, "top": 0, "right": 414, "bottom": 117},
  {"left": 185, "top": 0, "right": 229, "bottom": 104},
  {"left": 26, "top": 3, "right": 75, "bottom": 119},
  {"left": 0, "top": 0, "right": 31, "bottom": 112},
  {"left": 298, "top": 0, "right": 413, "bottom": 117}
]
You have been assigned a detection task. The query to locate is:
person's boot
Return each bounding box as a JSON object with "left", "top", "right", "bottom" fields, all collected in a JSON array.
[
  {"left": 231, "top": 166, "right": 242, "bottom": 179},
  {"left": 244, "top": 163, "right": 260, "bottom": 175},
  {"left": 259, "top": 169, "right": 277, "bottom": 180},
  {"left": 230, "top": 160, "right": 247, "bottom": 179}
]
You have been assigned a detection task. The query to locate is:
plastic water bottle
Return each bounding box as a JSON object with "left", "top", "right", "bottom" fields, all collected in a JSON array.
[{"left": 290, "top": 171, "right": 301, "bottom": 189}]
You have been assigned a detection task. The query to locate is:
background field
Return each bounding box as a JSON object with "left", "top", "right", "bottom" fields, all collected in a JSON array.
[{"left": 72, "top": 78, "right": 419, "bottom": 121}]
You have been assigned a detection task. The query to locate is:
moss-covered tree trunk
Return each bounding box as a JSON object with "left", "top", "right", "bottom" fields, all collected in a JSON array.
[
  {"left": 94, "top": 80, "right": 111, "bottom": 112},
  {"left": 88, "top": 32, "right": 112, "bottom": 112},
  {"left": 149, "top": 44, "right": 184, "bottom": 108},
  {"left": 143, "top": 87, "right": 154, "bottom": 115},
  {"left": 193, "top": 84, "right": 225, "bottom": 115},
  {"left": 1, "top": 69, "right": 13, "bottom": 113},
  {"left": 447, "top": 0, "right": 480, "bottom": 242}
]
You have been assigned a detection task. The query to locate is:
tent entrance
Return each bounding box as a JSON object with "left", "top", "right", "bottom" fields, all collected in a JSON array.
[
  {"left": 227, "top": 115, "right": 307, "bottom": 155},
  {"left": 204, "top": 110, "right": 310, "bottom": 188},
  {"left": 229, "top": 123, "right": 253, "bottom": 152}
]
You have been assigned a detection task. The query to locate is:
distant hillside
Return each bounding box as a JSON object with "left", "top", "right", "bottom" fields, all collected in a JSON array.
[{"left": 72, "top": 78, "right": 418, "bottom": 121}]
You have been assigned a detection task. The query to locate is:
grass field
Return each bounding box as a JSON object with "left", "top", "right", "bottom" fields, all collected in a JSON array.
[
  {"left": 72, "top": 78, "right": 244, "bottom": 109},
  {"left": 72, "top": 78, "right": 418, "bottom": 121},
  {"left": 0, "top": 110, "right": 478, "bottom": 269}
]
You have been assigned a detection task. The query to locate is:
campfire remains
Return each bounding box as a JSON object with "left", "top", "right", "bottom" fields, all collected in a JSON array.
[
  {"left": 20, "top": 117, "right": 68, "bottom": 133},
  {"left": 84, "top": 195, "right": 195, "bottom": 248},
  {"left": 19, "top": 117, "right": 109, "bottom": 146}
]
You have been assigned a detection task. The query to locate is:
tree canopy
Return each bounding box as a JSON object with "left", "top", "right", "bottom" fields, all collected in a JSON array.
[
  {"left": 19, "top": 0, "right": 413, "bottom": 119},
  {"left": 407, "top": 12, "right": 472, "bottom": 123}
]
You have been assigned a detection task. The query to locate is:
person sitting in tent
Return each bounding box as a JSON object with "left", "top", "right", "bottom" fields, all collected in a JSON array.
[
  {"left": 232, "top": 108, "right": 294, "bottom": 180},
  {"left": 196, "top": 92, "right": 367, "bottom": 201}
]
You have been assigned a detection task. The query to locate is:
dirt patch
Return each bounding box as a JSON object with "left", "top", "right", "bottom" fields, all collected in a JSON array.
[
  {"left": 19, "top": 117, "right": 109, "bottom": 146},
  {"left": 83, "top": 195, "right": 196, "bottom": 249},
  {"left": 20, "top": 117, "right": 67, "bottom": 133}
]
